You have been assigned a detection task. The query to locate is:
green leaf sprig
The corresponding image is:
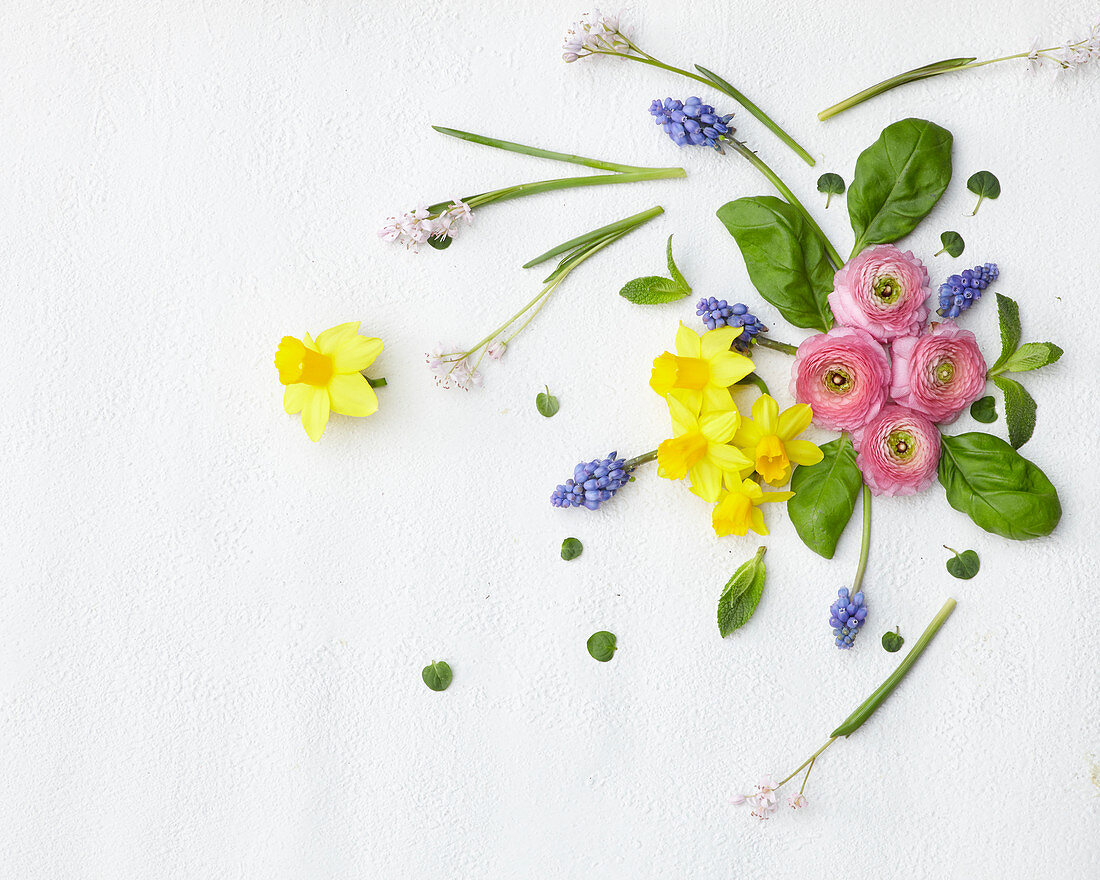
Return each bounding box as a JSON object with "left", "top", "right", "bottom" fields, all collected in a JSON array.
[
  {"left": 618, "top": 234, "right": 692, "bottom": 304},
  {"left": 816, "top": 172, "right": 845, "bottom": 208},
  {"left": 936, "top": 230, "right": 965, "bottom": 257},
  {"left": 717, "top": 547, "right": 767, "bottom": 637},
  {"left": 944, "top": 547, "right": 980, "bottom": 579},
  {"left": 966, "top": 170, "right": 1000, "bottom": 215}
]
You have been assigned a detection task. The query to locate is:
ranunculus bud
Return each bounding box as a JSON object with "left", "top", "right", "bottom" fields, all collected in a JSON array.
[
  {"left": 790, "top": 327, "right": 891, "bottom": 432},
  {"left": 829, "top": 245, "right": 930, "bottom": 342},
  {"left": 890, "top": 320, "right": 987, "bottom": 423},
  {"left": 852, "top": 404, "right": 940, "bottom": 496}
]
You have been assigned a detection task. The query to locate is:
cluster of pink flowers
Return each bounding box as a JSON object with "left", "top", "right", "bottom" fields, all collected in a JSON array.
[
  {"left": 378, "top": 200, "right": 473, "bottom": 252},
  {"left": 791, "top": 245, "right": 988, "bottom": 496}
]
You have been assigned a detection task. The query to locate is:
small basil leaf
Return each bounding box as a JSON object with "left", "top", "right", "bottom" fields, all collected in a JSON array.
[
  {"left": 426, "top": 235, "right": 453, "bottom": 251},
  {"left": 1000, "top": 342, "right": 1064, "bottom": 373},
  {"left": 936, "top": 230, "right": 965, "bottom": 257},
  {"left": 787, "top": 436, "right": 862, "bottom": 559},
  {"left": 536, "top": 386, "right": 560, "bottom": 418},
  {"left": 422, "top": 660, "right": 453, "bottom": 691},
  {"left": 717, "top": 547, "right": 767, "bottom": 637},
  {"left": 586, "top": 631, "right": 617, "bottom": 662},
  {"left": 992, "top": 293, "right": 1021, "bottom": 372},
  {"left": 561, "top": 537, "right": 583, "bottom": 561},
  {"left": 816, "top": 172, "right": 845, "bottom": 208},
  {"left": 938, "top": 432, "right": 1060, "bottom": 540},
  {"left": 944, "top": 547, "right": 980, "bottom": 579},
  {"left": 881, "top": 628, "right": 904, "bottom": 653},
  {"left": 993, "top": 374, "right": 1037, "bottom": 449},
  {"left": 970, "top": 395, "right": 997, "bottom": 423},
  {"left": 967, "top": 170, "right": 1001, "bottom": 215},
  {"left": 666, "top": 234, "right": 691, "bottom": 293},
  {"left": 618, "top": 275, "right": 689, "bottom": 305}
]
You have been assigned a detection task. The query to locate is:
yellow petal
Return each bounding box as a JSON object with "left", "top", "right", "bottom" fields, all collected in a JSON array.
[
  {"left": 712, "top": 491, "right": 752, "bottom": 537},
  {"left": 700, "top": 408, "right": 740, "bottom": 443},
  {"left": 303, "top": 332, "right": 318, "bottom": 352},
  {"left": 778, "top": 403, "right": 814, "bottom": 440},
  {"left": 708, "top": 350, "right": 754, "bottom": 386},
  {"left": 328, "top": 372, "right": 379, "bottom": 417},
  {"left": 674, "top": 322, "right": 702, "bottom": 358},
  {"left": 689, "top": 460, "right": 722, "bottom": 502},
  {"left": 300, "top": 386, "right": 331, "bottom": 441},
  {"left": 749, "top": 507, "right": 769, "bottom": 536},
  {"left": 283, "top": 383, "right": 310, "bottom": 414},
  {"left": 751, "top": 395, "right": 780, "bottom": 435},
  {"left": 732, "top": 418, "right": 764, "bottom": 448},
  {"left": 665, "top": 393, "right": 698, "bottom": 435},
  {"left": 700, "top": 325, "right": 739, "bottom": 358},
  {"left": 709, "top": 442, "right": 752, "bottom": 474},
  {"left": 701, "top": 386, "right": 735, "bottom": 412},
  {"left": 759, "top": 489, "right": 795, "bottom": 505},
  {"left": 333, "top": 336, "right": 383, "bottom": 373},
  {"left": 786, "top": 439, "right": 824, "bottom": 467},
  {"left": 315, "top": 322, "right": 361, "bottom": 355}
]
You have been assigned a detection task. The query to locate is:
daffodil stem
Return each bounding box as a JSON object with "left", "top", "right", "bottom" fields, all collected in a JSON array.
[
  {"left": 754, "top": 336, "right": 799, "bottom": 356},
  {"left": 366, "top": 377, "right": 387, "bottom": 388},
  {"left": 851, "top": 482, "right": 872, "bottom": 594},
  {"left": 737, "top": 372, "right": 770, "bottom": 396},
  {"left": 626, "top": 449, "right": 659, "bottom": 470}
]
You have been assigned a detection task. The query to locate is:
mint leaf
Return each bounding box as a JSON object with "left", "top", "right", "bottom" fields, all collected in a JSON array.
[
  {"left": 993, "top": 374, "right": 1037, "bottom": 449},
  {"left": 586, "top": 631, "right": 617, "bottom": 662},
  {"left": 618, "top": 275, "right": 687, "bottom": 305},
  {"left": 936, "top": 230, "right": 964, "bottom": 257},
  {"left": 560, "top": 537, "right": 583, "bottom": 561},
  {"left": 665, "top": 234, "right": 691, "bottom": 293},
  {"left": 536, "top": 386, "right": 560, "bottom": 418},
  {"left": 944, "top": 547, "right": 980, "bottom": 580},
  {"left": 1000, "top": 342, "right": 1063, "bottom": 373},
  {"left": 816, "top": 172, "right": 845, "bottom": 208},
  {"left": 970, "top": 395, "right": 997, "bottom": 423},
  {"left": 881, "top": 628, "right": 904, "bottom": 652},
  {"left": 717, "top": 547, "right": 767, "bottom": 637},
  {"left": 992, "top": 293, "right": 1021, "bottom": 372},
  {"left": 967, "top": 170, "right": 1000, "bottom": 215},
  {"left": 422, "top": 660, "right": 453, "bottom": 691}
]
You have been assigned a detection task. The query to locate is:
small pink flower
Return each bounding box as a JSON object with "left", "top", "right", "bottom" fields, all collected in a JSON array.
[
  {"left": 829, "top": 245, "right": 930, "bottom": 342},
  {"left": 790, "top": 326, "right": 891, "bottom": 432},
  {"left": 852, "top": 404, "right": 940, "bottom": 496},
  {"left": 788, "top": 794, "right": 808, "bottom": 809},
  {"left": 486, "top": 340, "right": 507, "bottom": 360},
  {"left": 891, "top": 320, "right": 987, "bottom": 423}
]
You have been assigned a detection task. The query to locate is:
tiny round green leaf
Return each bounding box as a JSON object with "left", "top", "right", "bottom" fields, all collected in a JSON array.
[
  {"left": 561, "top": 537, "right": 583, "bottom": 561},
  {"left": 944, "top": 547, "right": 980, "bottom": 580},
  {"left": 816, "top": 172, "right": 845, "bottom": 208},
  {"left": 536, "top": 386, "right": 560, "bottom": 418},
  {"left": 938, "top": 230, "right": 965, "bottom": 257},
  {"left": 970, "top": 395, "right": 997, "bottom": 423},
  {"left": 967, "top": 171, "right": 1000, "bottom": 214},
  {"left": 586, "top": 631, "right": 617, "bottom": 662},
  {"left": 881, "top": 628, "right": 904, "bottom": 653},
  {"left": 422, "top": 660, "right": 453, "bottom": 691}
]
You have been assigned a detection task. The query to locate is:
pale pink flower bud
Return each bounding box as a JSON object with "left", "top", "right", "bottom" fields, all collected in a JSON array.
[
  {"left": 486, "top": 341, "right": 506, "bottom": 360},
  {"left": 852, "top": 404, "right": 940, "bottom": 496},
  {"left": 890, "top": 320, "right": 987, "bottom": 423},
  {"left": 829, "top": 245, "right": 930, "bottom": 342},
  {"left": 790, "top": 326, "right": 891, "bottom": 432}
]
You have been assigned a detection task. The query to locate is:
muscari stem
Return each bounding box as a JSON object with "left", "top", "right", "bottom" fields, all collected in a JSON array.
[
  {"left": 431, "top": 125, "right": 663, "bottom": 173},
  {"left": 851, "top": 482, "right": 871, "bottom": 594},
  {"left": 754, "top": 336, "right": 799, "bottom": 356},
  {"left": 817, "top": 57, "right": 977, "bottom": 121},
  {"left": 737, "top": 372, "right": 770, "bottom": 396},
  {"left": 724, "top": 138, "right": 844, "bottom": 270},
  {"left": 625, "top": 449, "right": 659, "bottom": 470}
]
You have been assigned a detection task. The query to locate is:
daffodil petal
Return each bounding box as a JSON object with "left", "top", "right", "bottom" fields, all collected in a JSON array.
[
  {"left": 750, "top": 507, "right": 769, "bottom": 536},
  {"left": 732, "top": 419, "right": 764, "bottom": 448},
  {"left": 700, "top": 326, "right": 739, "bottom": 359},
  {"left": 700, "top": 409, "right": 740, "bottom": 443},
  {"left": 328, "top": 372, "right": 378, "bottom": 417},
  {"left": 303, "top": 332, "right": 318, "bottom": 351},
  {"left": 751, "top": 395, "right": 780, "bottom": 434},
  {"left": 708, "top": 350, "right": 754, "bottom": 386},
  {"left": 315, "top": 322, "right": 361, "bottom": 355},
  {"left": 701, "top": 386, "right": 734, "bottom": 413},
  {"left": 759, "top": 490, "right": 795, "bottom": 504},
  {"left": 300, "top": 386, "right": 331, "bottom": 441},
  {"left": 666, "top": 393, "right": 697, "bottom": 434},
  {"left": 785, "top": 439, "right": 824, "bottom": 466},
  {"left": 709, "top": 442, "right": 752, "bottom": 474},
  {"left": 689, "top": 460, "right": 722, "bottom": 502},
  {"left": 333, "top": 336, "right": 383, "bottom": 373},
  {"left": 283, "top": 383, "right": 310, "bottom": 415},
  {"left": 778, "top": 403, "right": 814, "bottom": 439},
  {"left": 674, "top": 322, "right": 702, "bottom": 358}
]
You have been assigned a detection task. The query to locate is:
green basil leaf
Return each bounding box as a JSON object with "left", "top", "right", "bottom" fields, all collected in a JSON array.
[
  {"left": 586, "top": 631, "right": 617, "bottom": 662},
  {"left": 422, "top": 660, "right": 453, "bottom": 691},
  {"left": 787, "top": 436, "right": 862, "bottom": 559},
  {"left": 944, "top": 547, "right": 980, "bottom": 579},
  {"left": 970, "top": 395, "right": 997, "bottom": 423},
  {"left": 936, "top": 230, "right": 965, "bottom": 257},
  {"left": 666, "top": 234, "right": 691, "bottom": 293},
  {"left": 817, "top": 172, "right": 845, "bottom": 208},
  {"left": 967, "top": 170, "right": 1001, "bottom": 214},
  {"left": 937, "top": 432, "right": 1061, "bottom": 540},
  {"left": 881, "top": 628, "right": 904, "bottom": 653},
  {"left": 993, "top": 375, "right": 1037, "bottom": 449},
  {"left": 716, "top": 195, "right": 834, "bottom": 332},
  {"left": 1000, "top": 342, "right": 1064, "bottom": 373},
  {"left": 536, "top": 386, "right": 559, "bottom": 418},
  {"left": 992, "top": 293, "right": 1021, "bottom": 371},
  {"left": 618, "top": 275, "right": 688, "bottom": 305},
  {"left": 560, "top": 537, "right": 583, "bottom": 561},
  {"left": 717, "top": 547, "right": 767, "bottom": 637},
  {"left": 426, "top": 235, "right": 453, "bottom": 251},
  {"left": 847, "top": 118, "right": 953, "bottom": 255}
]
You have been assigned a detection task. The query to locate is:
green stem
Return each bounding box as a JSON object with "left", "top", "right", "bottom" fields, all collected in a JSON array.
[
  {"left": 754, "top": 336, "right": 799, "bottom": 356},
  {"left": 737, "top": 372, "right": 770, "bottom": 396},
  {"left": 432, "top": 125, "right": 661, "bottom": 173},
  {"left": 777, "top": 737, "right": 837, "bottom": 788},
  {"left": 851, "top": 483, "right": 871, "bottom": 594},
  {"left": 625, "top": 449, "right": 659, "bottom": 470},
  {"left": 523, "top": 206, "right": 665, "bottom": 269},
  {"left": 365, "top": 376, "right": 387, "bottom": 388},
  {"left": 817, "top": 57, "right": 976, "bottom": 121},
  {"left": 798, "top": 756, "right": 816, "bottom": 795},
  {"left": 830, "top": 597, "right": 958, "bottom": 738},
  {"left": 934, "top": 247, "right": 947, "bottom": 256},
  {"left": 724, "top": 138, "right": 844, "bottom": 270}
]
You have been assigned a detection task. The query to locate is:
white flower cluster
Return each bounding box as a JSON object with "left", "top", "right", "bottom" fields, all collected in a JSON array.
[
  {"left": 562, "top": 9, "right": 630, "bottom": 62},
  {"left": 731, "top": 778, "right": 780, "bottom": 819},
  {"left": 425, "top": 344, "right": 483, "bottom": 391},
  {"left": 1027, "top": 22, "right": 1100, "bottom": 71},
  {"left": 378, "top": 200, "right": 473, "bottom": 252}
]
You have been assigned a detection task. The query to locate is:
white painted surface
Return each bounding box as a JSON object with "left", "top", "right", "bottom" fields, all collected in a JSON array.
[{"left": 2, "top": 1, "right": 1098, "bottom": 877}]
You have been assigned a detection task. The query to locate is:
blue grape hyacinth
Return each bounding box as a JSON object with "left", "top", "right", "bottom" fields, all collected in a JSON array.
[
  {"left": 829, "top": 587, "right": 868, "bottom": 649},
  {"left": 648, "top": 97, "right": 734, "bottom": 151},
  {"left": 551, "top": 452, "right": 631, "bottom": 511},
  {"left": 936, "top": 263, "right": 999, "bottom": 318},
  {"left": 696, "top": 298, "right": 767, "bottom": 350}
]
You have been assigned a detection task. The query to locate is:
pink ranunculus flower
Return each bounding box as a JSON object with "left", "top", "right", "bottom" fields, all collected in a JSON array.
[
  {"left": 790, "top": 326, "right": 891, "bottom": 432},
  {"left": 852, "top": 404, "right": 941, "bottom": 496},
  {"left": 890, "top": 320, "right": 987, "bottom": 423},
  {"left": 828, "top": 245, "right": 931, "bottom": 342}
]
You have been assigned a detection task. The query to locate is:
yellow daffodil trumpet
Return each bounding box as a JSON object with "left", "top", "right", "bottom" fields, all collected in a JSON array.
[
  {"left": 657, "top": 394, "right": 752, "bottom": 502},
  {"left": 649, "top": 323, "right": 755, "bottom": 412},
  {"left": 712, "top": 479, "right": 795, "bottom": 537},
  {"left": 733, "top": 394, "right": 823, "bottom": 486}
]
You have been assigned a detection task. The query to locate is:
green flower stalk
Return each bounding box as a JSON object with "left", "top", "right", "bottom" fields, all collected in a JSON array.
[
  {"left": 819, "top": 21, "right": 1100, "bottom": 121},
  {"left": 380, "top": 128, "right": 684, "bottom": 252},
  {"left": 562, "top": 10, "right": 816, "bottom": 166}
]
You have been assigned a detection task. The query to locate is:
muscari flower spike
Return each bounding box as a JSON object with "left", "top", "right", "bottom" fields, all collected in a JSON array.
[
  {"left": 936, "top": 263, "right": 999, "bottom": 318},
  {"left": 551, "top": 452, "right": 631, "bottom": 511},
  {"left": 696, "top": 298, "right": 767, "bottom": 350},
  {"left": 829, "top": 587, "right": 867, "bottom": 649},
  {"left": 649, "top": 97, "right": 734, "bottom": 152}
]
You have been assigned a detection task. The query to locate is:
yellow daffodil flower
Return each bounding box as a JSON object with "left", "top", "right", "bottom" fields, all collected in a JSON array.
[
  {"left": 712, "top": 479, "right": 795, "bottom": 537},
  {"left": 733, "top": 395, "right": 823, "bottom": 486},
  {"left": 275, "top": 322, "right": 382, "bottom": 441},
  {"left": 657, "top": 394, "right": 753, "bottom": 502},
  {"left": 649, "top": 323, "right": 755, "bottom": 412}
]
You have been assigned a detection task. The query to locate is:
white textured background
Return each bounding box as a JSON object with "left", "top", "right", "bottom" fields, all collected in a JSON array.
[{"left": 2, "top": 1, "right": 1098, "bottom": 877}]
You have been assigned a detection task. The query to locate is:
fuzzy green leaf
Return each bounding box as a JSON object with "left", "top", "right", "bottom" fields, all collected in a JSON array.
[
  {"left": 1000, "top": 342, "right": 1063, "bottom": 373},
  {"left": 717, "top": 547, "right": 767, "bottom": 637},
  {"left": 787, "top": 437, "right": 862, "bottom": 559},
  {"left": 970, "top": 395, "right": 997, "bottom": 423},
  {"left": 618, "top": 275, "right": 688, "bottom": 305},
  {"left": 993, "top": 375, "right": 1037, "bottom": 449},
  {"left": 666, "top": 234, "right": 691, "bottom": 293},
  {"left": 992, "top": 293, "right": 1021, "bottom": 371}
]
